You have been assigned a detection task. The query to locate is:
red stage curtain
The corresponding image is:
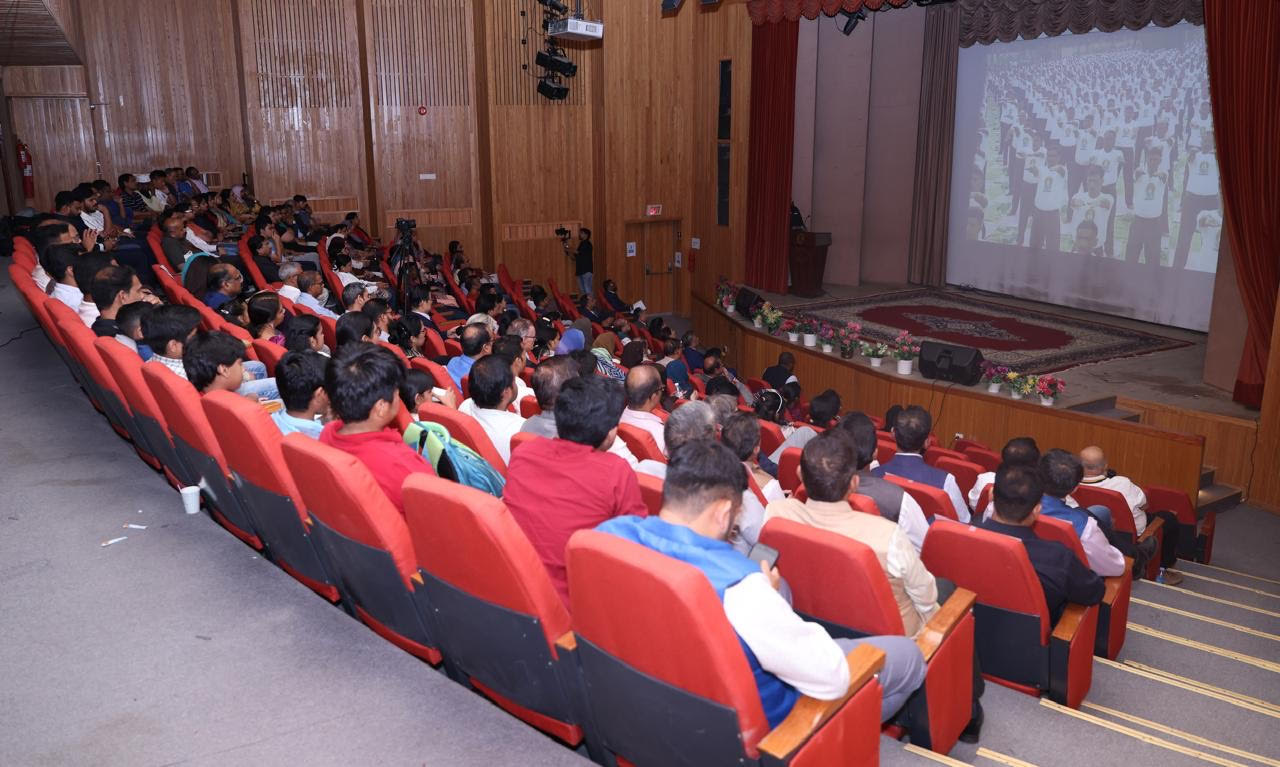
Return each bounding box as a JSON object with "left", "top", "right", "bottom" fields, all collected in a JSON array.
[
  {"left": 744, "top": 20, "right": 798, "bottom": 294},
  {"left": 1205, "top": 0, "right": 1280, "bottom": 408},
  {"left": 747, "top": 0, "right": 911, "bottom": 26}
]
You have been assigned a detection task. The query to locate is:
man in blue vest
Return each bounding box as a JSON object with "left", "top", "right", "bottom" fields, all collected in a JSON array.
[
  {"left": 1037, "top": 449, "right": 1127, "bottom": 577},
  {"left": 598, "top": 439, "right": 926, "bottom": 725},
  {"left": 872, "top": 405, "right": 970, "bottom": 521}
]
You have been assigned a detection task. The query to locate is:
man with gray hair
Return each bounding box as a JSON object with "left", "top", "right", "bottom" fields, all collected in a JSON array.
[
  {"left": 277, "top": 261, "right": 303, "bottom": 303},
  {"left": 520, "top": 356, "right": 638, "bottom": 465}
]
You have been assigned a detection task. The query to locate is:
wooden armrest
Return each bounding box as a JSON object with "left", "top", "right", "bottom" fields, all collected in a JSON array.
[
  {"left": 1103, "top": 557, "right": 1133, "bottom": 603},
  {"left": 410, "top": 571, "right": 424, "bottom": 585},
  {"left": 757, "top": 644, "right": 885, "bottom": 760},
  {"left": 916, "top": 588, "right": 976, "bottom": 662},
  {"left": 1139, "top": 515, "right": 1164, "bottom": 542},
  {"left": 554, "top": 631, "right": 577, "bottom": 652},
  {"left": 439, "top": 319, "right": 464, "bottom": 331},
  {"left": 1051, "top": 602, "right": 1091, "bottom": 643}
]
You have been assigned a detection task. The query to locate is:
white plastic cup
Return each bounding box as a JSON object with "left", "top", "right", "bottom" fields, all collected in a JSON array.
[{"left": 180, "top": 486, "right": 201, "bottom": 515}]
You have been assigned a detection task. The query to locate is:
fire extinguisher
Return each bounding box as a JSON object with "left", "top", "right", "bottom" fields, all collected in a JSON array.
[{"left": 16, "top": 139, "right": 34, "bottom": 201}]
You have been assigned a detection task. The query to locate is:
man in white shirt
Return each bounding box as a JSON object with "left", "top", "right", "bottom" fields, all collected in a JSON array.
[
  {"left": 1070, "top": 115, "right": 1097, "bottom": 195},
  {"left": 296, "top": 272, "right": 339, "bottom": 320},
  {"left": 457, "top": 355, "right": 526, "bottom": 467},
  {"left": 598, "top": 439, "right": 926, "bottom": 723},
  {"left": 1029, "top": 147, "right": 1069, "bottom": 253},
  {"left": 837, "top": 414, "right": 930, "bottom": 551},
  {"left": 1115, "top": 106, "right": 1140, "bottom": 210},
  {"left": 969, "top": 437, "right": 1077, "bottom": 515},
  {"left": 277, "top": 262, "right": 303, "bottom": 303},
  {"left": 1069, "top": 167, "right": 1114, "bottom": 257},
  {"left": 1173, "top": 132, "right": 1220, "bottom": 270},
  {"left": 620, "top": 365, "right": 667, "bottom": 455},
  {"left": 1125, "top": 150, "right": 1168, "bottom": 268},
  {"left": 1079, "top": 446, "right": 1183, "bottom": 584},
  {"left": 1016, "top": 131, "right": 1047, "bottom": 244},
  {"left": 43, "top": 244, "right": 84, "bottom": 311}
]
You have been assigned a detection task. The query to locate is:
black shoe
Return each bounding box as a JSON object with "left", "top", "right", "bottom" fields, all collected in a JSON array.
[{"left": 958, "top": 703, "right": 984, "bottom": 744}]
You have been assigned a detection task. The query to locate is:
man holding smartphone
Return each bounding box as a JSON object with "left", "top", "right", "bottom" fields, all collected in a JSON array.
[{"left": 562, "top": 226, "right": 594, "bottom": 296}]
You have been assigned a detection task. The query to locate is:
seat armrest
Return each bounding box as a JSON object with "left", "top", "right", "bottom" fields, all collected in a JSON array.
[
  {"left": 1104, "top": 559, "right": 1133, "bottom": 605},
  {"left": 916, "top": 588, "right": 976, "bottom": 662},
  {"left": 439, "top": 319, "right": 464, "bottom": 332},
  {"left": 1051, "top": 603, "right": 1091, "bottom": 642},
  {"left": 757, "top": 644, "right": 885, "bottom": 760},
  {"left": 1142, "top": 485, "right": 1196, "bottom": 526},
  {"left": 554, "top": 631, "right": 577, "bottom": 652},
  {"left": 1139, "top": 515, "right": 1164, "bottom": 542}
]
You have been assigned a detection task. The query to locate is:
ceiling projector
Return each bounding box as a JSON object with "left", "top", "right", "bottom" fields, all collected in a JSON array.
[{"left": 548, "top": 17, "right": 603, "bottom": 41}]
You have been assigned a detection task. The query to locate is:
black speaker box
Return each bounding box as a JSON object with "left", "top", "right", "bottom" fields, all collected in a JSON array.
[
  {"left": 919, "top": 341, "right": 984, "bottom": 386},
  {"left": 734, "top": 288, "right": 760, "bottom": 320}
]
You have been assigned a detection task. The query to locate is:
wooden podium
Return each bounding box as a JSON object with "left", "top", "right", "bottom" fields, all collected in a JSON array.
[{"left": 789, "top": 231, "right": 831, "bottom": 298}]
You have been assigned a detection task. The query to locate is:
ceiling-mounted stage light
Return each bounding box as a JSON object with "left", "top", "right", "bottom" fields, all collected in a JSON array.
[
  {"left": 537, "top": 73, "right": 569, "bottom": 101},
  {"left": 537, "top": 48, "right": 578, "bottom": 77},
  {"left": 836, "top": 8, "right": 867, "bottom": 35}
]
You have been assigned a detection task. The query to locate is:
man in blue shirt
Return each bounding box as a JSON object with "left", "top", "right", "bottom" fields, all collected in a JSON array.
[
  {"left": 446, "top": 323, "right": 492, "bottom": 391},
  {"left": 271, "top": 351, "right": 330, "bottom": 439},
  {"left": 203, "top": 263, "right": 243, "bottom": 310}
]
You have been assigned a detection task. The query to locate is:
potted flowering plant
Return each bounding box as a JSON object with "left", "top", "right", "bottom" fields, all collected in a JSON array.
[
  {"left": 891, "top": 330, "right": 921, "bottom": 375},
  {"left": 1035, "top": 374, "right": 1066, "bottom": 406},
  {"left": 1005, "top": 371, "right": 1037, "bottom": 400},
  {"left": 755, "top": 302, "right": 783, "bottom": 333},
  {"left": 796, "top": 316, "right": 818, "bottom": 347},
  {"left": 861, "top": 340, "right": 889, "bottom": 367},
  {"left": 780, "top": 317, "right": 799, "bottom": 343},
  {"left": 715, "top": 279, "right": 737, "bottom": 312},
  {"left": 818, "top": 323, "right": 837, "bottom": 353},
  {"left": 980, "top": 361, "right": 1010, "bottom": 394},
  {"left": 838, "top": 322, "right": 862, "bottom": 358}
]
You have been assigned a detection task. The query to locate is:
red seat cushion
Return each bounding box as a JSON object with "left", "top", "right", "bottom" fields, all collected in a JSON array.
[
  {"left": 617, "top": 423, "right": 665, "bottom": 463},
  {"left": 142, "top": 364, "right": 230, "bottom": 477},
  {"left": 201, "top": 390, "right": 309, "bottom": 523}
]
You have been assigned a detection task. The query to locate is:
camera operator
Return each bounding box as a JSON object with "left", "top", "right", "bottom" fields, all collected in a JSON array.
[{"left": 561, "top": 226, "right": 593, "bottom": 296}]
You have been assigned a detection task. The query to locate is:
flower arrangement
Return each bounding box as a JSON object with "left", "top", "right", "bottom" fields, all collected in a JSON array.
[
  {"left": 838, "top": 322, "right": 862, "bottom": 355},
  {"left": 1036, "top": 374, "right": 1066, "bottom": 399},
  {"left": 715, "top": 279, "right": 737, "bottom": 311},
  {"left": 818, "top": 323, "right": 837, "bottom": 345},
  {"left": 891, "top": 330, "right": 921, "bottom": 361},
  {"left": 755, "top": 302, "right": 784, "bottom": 333},
  {"left": 980, "top": 361, "right": 1011, "bottom": 384},
  {"left": 1006, "top": 372, "right": 1038, "bottom": 397},
  {"left": 779, "top": 317, "right": 798, "bottom": 336},
  {"left": 861, "top": 340, "right": 890, "bottom": 358},
  {"left": 794, "top": 315, "right": 817, "bottom": 335}
]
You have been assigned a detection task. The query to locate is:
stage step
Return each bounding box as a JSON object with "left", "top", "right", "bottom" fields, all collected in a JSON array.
[
  {"left": 1065, "top": 396, "right": 1141, "bottom": 422},
  {"left": 1200, "top": 465, "right": 1216, "bottom": 489},
  {"left": 1198, "top": 482, "right": 1243, "bottom": 516}
]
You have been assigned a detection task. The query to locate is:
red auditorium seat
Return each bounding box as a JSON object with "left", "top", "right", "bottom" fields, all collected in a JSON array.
[
  {"left": 409, "top": 358, "right": 463, "bottom": 402},
  {"left": 423, "top": 327, "right": 447, "bottom": 358},
  {"left": 1144, "top": 485, "right": 1215, "bottom": 564},
  {"left": 963, "top": 446, "right": 1001, "bottom": 473},
  {"left": 759, "top": 518, "right": 976, "bottom": 754},
  {"left": 976, "top": 484, "right": 993, "bottom": 516},
  {"left": 616, "top": 423, "right": 664, "bottom": 463},
  {"left": 53, "top": 306, "right": 135, "bottom": 442},
  {"left": 95, "top": 337, "right": 192, "bottom": 489},
  {"left": 746, "top": 377, "right": 768, "bottom": 394},
  {"left": 518, "top": 397, "right": 541, "bottom": 418},
  {"left": 202, "top": 390, "right": 339, "bottom": 601},
  {"left": 1033, "top": 515, "right": 1132, "bottom": 660},
  {"left": 401, "top": 474, "right": 591, "bottom": 749},
  {"left": 41, "top": 299, "right": 100, "bottom": 405},
  {"left": 688, "top": 375, "right": 707, "bottom": 397},
  {"left": 876, "top": 439, "right": 897, "bottom": 466},
  {"left": 933, "top": 456, "right": 984, "bottom": 503},
  {"left": 883, "top": 475, "right": 958, "bottom": 521},
  {"left": 376, "top": 340, "right": 410, "bottom": 366},
  {"left": 417, "top": 402, "right": 507, "bottom": 477},
  {"left": 952, "top": 437, "right": 989, "bottom": 454},
  {"left": 567, "top": 529, "right": 886, "bottom": 766},
  {"left": 146, "top": 227, "right": 174, "bottom": 273},
  {"left": 758, "top": 419, "right": 784, "bottom": 458},
  {"left": 636, "top": 472, "right": 663, "bottom": 516},
  {"left": 921, "top": 519, "right": 1097, "bottom": 709},
  {"left": 280, "top": 434, "right": 442, "bottom": 663},
  {"left": 250, "top": 339, "right": 286, "bottom": 377},
  {"left": 778, "top": 447, "right": 802, "bottom": 495},
  {"left": 790, "top": 486, "right": 879, "bottom": 516},
  {"left": 1071, "top": 484, "right": 1163, "bottom": 580},
  {"left": 924, "top": 446, "right": 966, "bottom": 466},
  {"left": 142, "top": 364, "right": 263, "bottom": 549},
  {"left": 510, "top": 431, "right": 541, "bottom": 456},
  {"left": 238, "top": 231, "right": 282, "bottom": 291},
  {"left": 547, "top": 277, "right": 580, "bottom": 319}
]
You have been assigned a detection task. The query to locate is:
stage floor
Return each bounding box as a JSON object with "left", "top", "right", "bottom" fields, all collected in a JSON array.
[{"left": 737, "top": 282, "right": 1255, "bottom": 421}]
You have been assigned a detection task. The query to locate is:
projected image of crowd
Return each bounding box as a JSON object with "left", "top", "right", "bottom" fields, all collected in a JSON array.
[{"left": 966, "top": 34, "right": 1220, "bottom": 272}]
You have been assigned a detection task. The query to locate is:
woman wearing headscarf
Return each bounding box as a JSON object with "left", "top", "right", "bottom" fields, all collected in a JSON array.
[
  {"left": 571, "top": 316, "right": 594, "bottom": 346},
  {"left": 555, "top": 327, "right": 586, "bottom": 356},
  {"left": 619, "top": 338, "right": 648, "bottom": 369},
  {"left": 591, "top": 332, "right": 625, "bottom": 381}
]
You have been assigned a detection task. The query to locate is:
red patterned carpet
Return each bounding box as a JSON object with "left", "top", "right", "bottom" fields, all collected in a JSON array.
[{"left": 799, "top": 289, "right": 1189, "bottom": 373}]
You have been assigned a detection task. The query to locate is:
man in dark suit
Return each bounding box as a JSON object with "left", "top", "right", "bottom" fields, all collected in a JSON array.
[{"left": 978, "top": 465, "right": 1103, "bottom": 624}]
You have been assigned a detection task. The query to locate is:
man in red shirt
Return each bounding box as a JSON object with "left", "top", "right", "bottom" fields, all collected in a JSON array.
[
  {"left": 319, "top": 343, "right": 433, "bottom": 514},
  {"left": 504, "top": 375, "right": 648, "bottom": 605}
]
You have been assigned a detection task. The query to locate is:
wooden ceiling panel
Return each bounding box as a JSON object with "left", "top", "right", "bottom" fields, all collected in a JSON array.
[{"left": 0, "top": 0, "right": 81, "bottom": 65}]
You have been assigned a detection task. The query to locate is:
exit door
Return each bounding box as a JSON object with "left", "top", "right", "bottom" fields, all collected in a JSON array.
[{"left": 625, "top": 219, "right": 681, "bottom": 315}]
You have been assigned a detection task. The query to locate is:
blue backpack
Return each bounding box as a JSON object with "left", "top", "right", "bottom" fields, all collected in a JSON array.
[{"left": 403, "top": 420, "right": 505, "bottom": 497}]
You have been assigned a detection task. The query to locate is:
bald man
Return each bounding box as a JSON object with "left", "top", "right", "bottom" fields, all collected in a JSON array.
[
  {"left": 620, "top": 363, "right": 666, "bottom": 454},
  {"left": 1079, "top": 446, "right": 1182, "bottom": 585}
]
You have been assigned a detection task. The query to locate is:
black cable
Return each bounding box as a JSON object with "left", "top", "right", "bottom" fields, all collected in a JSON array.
[
  {"left": 1244, "top": 416, "right": 1261, "bottom": 501},
  {"left": 0, "top": 325, "right": 39, "bottom": 350}
]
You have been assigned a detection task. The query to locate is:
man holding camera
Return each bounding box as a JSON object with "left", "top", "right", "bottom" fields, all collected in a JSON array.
[{"left": 562, "top": 226, "right": 593, "bottom": 296}]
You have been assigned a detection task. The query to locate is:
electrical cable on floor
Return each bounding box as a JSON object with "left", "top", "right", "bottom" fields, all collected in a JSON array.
[{"left": 0, "top": 326, "right": 39, "bottom": 350}]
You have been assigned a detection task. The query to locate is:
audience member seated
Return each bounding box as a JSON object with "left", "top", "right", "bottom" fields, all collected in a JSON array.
[
  {"left": 698, "top": 351, "right": 755, "bottom": 404},
  {"left": 601, "top": 279, "right": 630, "bottom": 313},
  {"left": 978, "top": 465, "right": 1104, "bottom": 624},
  {"left": 518, "top": 355, "right": 637, "bottom": 465},
  {"left": 283, "top": 313, "right": 329, "bottom": 356},
  {"left": 492, "top": 336, "right": 534, "bottom": 402},
  {"left": 681, "top": 331, "right": 705, "bottom": 372},
  {"left": 505, "top": 318, "right": 537, "bottom": 366},
  {"left": 71, "top": 252, "right": 115, "bottom": 326},
  {"left": 458, "top": 354, "right": 526, "bottom": 466},
  {"left": 618, "top": 338, "right": 648, "bottom": 370},
  {"left": 873, "top": 405, "right": 970, "bottom": 522},
  {"left": 1079, "top": 446, "right": 1182, "bottom": 583},
  {"left": 42, "top": 243, "right": 84, "bottom": 311},
  {"left": 388, "top": 312, "right": 428, "bottom": 360},
  {"left": 655, "top": 338, "right": 682, "bottom": 369},
  {"left": 245, "top": 235, "right": 282, "bottom": 284},
  {"left": 341, "top": 282, "right": 370, "bottom": 314},
  {"left": 203, "top": 264, "right": 244, "bottom": 310},
  {"left": 1037, "top": 449, "right": 1127, "bottom": 577},
  {"left": 161, "top": 215, "right": 202, "bottom": 269},
  {"left": 276, "top": 262, "right": 303, "bottom": 303},
  {"left": 447, "top": 323, "right": 491, "bottom": 391},
  {"left": 88, "top": 265, "right": 149, "bottom": 337},
  {"left": 599, "top": 439, "right": 926, "bottom": 723},
  {"left": 504, "top": 375, "right": 647, "bottom": 605},
  {"left": 183, "top": 330, "right": 250, "bottom": 394},
  {"left": 361, "top": 298, "right": 393, "bottom": 342},
  {"left": 620, "top": 364, "right": 667, "bottom": 453},
  {"left": 296, "top": 272, "right": 338, "bottom": 319},
  {"left": 590, "top": 334, "right": 626, "bottom": 381},
  {"left": 766, "top": 388, "right": 841, "bottom": 464},
  {"left": 834, "top": 412, "right": 930, "bottom": 551},
  {"left": 405, "top": 284, "right": 443, "bottom": 335},
  {"left": 721, "top": 413, "right": 788, "bottom": 549},
  {"left": 318, "top": 343, "right": 434, "bottom": 514},
  {"left": 114, "top": 301, "right": 154, "bottom": 359},
  {"left": 335, "top": 311, "right": 375, "bottom": 352},
  {"left": 762, "top": 351, "right": 799, "bottom": 391},
  {"left": 142, "top": 305, "right": 201, "bottom": 379},
  {"left": 272, "top": 351, "right": 330, "bottom": 438},
  {"left": 247, "top": 292, "right": 286, "bottom": 345},
  {"left": 28, "top": 220, "right": 79, "bottom": 290}
]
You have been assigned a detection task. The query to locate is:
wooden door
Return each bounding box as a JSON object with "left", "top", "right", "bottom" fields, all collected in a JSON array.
[{"left": 633, "top": 220, "right": 680, "bottom": 314}]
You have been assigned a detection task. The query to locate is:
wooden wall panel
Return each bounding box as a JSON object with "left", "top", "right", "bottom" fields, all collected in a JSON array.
[
  {"left": 692, "top": 295, "right": 1206, "bottom": 502},
  {"left": 2, "top": 65, "right": 85, "bottom": 97},
  {"left": 365, "top": 0, "right": 483, "bottom": 253},
  {"left": 236, "top": 0, "right": 368, "bottom": 216},
  {"left": 0, "top": 0, "right": 81, "bottom": 65},
  {"left": 7, "top": 91, "right": 96, "bottom": 208},
  {"left": 1115, "top": 396, "right": 1259, "bottom": 497},
  {"left": 1248, "top": 302, "right": 1280, "bottom": 512},
  {"left": 78, "top": 1, "right": 246, "bottom": 187}
]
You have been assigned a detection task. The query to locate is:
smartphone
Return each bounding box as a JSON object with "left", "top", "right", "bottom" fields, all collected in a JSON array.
[{"left": 747, "top": 542, "right": 779, "bottom": 570}]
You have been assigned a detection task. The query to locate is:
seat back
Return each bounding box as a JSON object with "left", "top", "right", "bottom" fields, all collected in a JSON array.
[
  {"left": 519, "top": 397, "right": 541, "bottom": 418},
  {"left": 933, "top": 456, "right": 983, "bottom": 503},
  {"left": 636, "top": 472, "right": 663, "bottom": 516},
  {"left": 746, "top": 377, "right": 768, "bottom": 393},
  {"left": 759, "top": 518, "right": 906, "bottom": 636},
  {"left": 616, "top": 423, "right": 665, "bottom": 463},
  {"left": 963, "top": 446, "right": 1001, "bottom": 473},
  {"left": 883, "top": 474, "right": 957, "bottom": 521},
  {"left": 250, "top": 339, "right": 286, "bottom": 376},
  {"left": 417, "top": 402, "right": 507, "bottom": 477},
  {"left": 777, "top": 447, "right": 802, "bottom": 494},
  {"left": 876, "top": 439, "right": 897, "bottom": 466},
  {"left": 953, "top": 437, "right": 989, "bottom": 453},
  {"left": 376, "top": 339, "right": 410, "bottom": 366},
  {"left": 1033, "top": 515, "right": 1089, "bottom": 566},
  {"left": 239, "top": 232, "right": 278, "bottom": 290},
  {"left": 567, "top": 529, "right": 771, "bottom": 759},
  {"left": 410, "top": 358, "right": 463, "bottom": 400},
  {"left": 422, "top": 327, "right": 447, "bottom": 358},
  {"left": 547, "top": 277, "right": 580, "bottom": 319},
  {"left": 201, "top": 390, "right": 308, "bottom": 522},
  {"left": 280, "top": 433, "right": 418, "bottom": 587},
  {"left": 758, "top": 419, "right": 785, "bottom": 458},
  {"left": 95, "top": 336, "right": 190, "bottom": 484},
  {"left": 924, "top": 446, "right": 966, "bottom": 466},
  {"left": 976, "top": 483, "right": 993, "bottom": 515},
  {"left": 509, "top": 430, "right": 541, "bottom": 456},
  {"left": 147, "top": 228, "right": 174, "bottom": 272},
  {"left": 1070, "top": 484, "right": 1136, "bottom": 536},
  {"left": 848, "top": 492, "right": 881, "bottom": 516}
]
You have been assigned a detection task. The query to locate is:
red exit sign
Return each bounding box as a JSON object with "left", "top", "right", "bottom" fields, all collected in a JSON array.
[{"left": 645, "top": 204, "right": 663, "bottom": 217}]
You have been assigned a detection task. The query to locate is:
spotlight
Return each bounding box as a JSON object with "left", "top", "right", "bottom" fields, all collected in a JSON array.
[
  {"left": 537, "top": 48, "right": 577, "bottom": 77},
  {"left": 537, "top": 74, "right": 569, "bottom": 101},
  {"left": 537, "top": 0, "right": 569, "bottom": 14},
  {"left": 836, "top": 8, "right": 866, "bottom": 35}
]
